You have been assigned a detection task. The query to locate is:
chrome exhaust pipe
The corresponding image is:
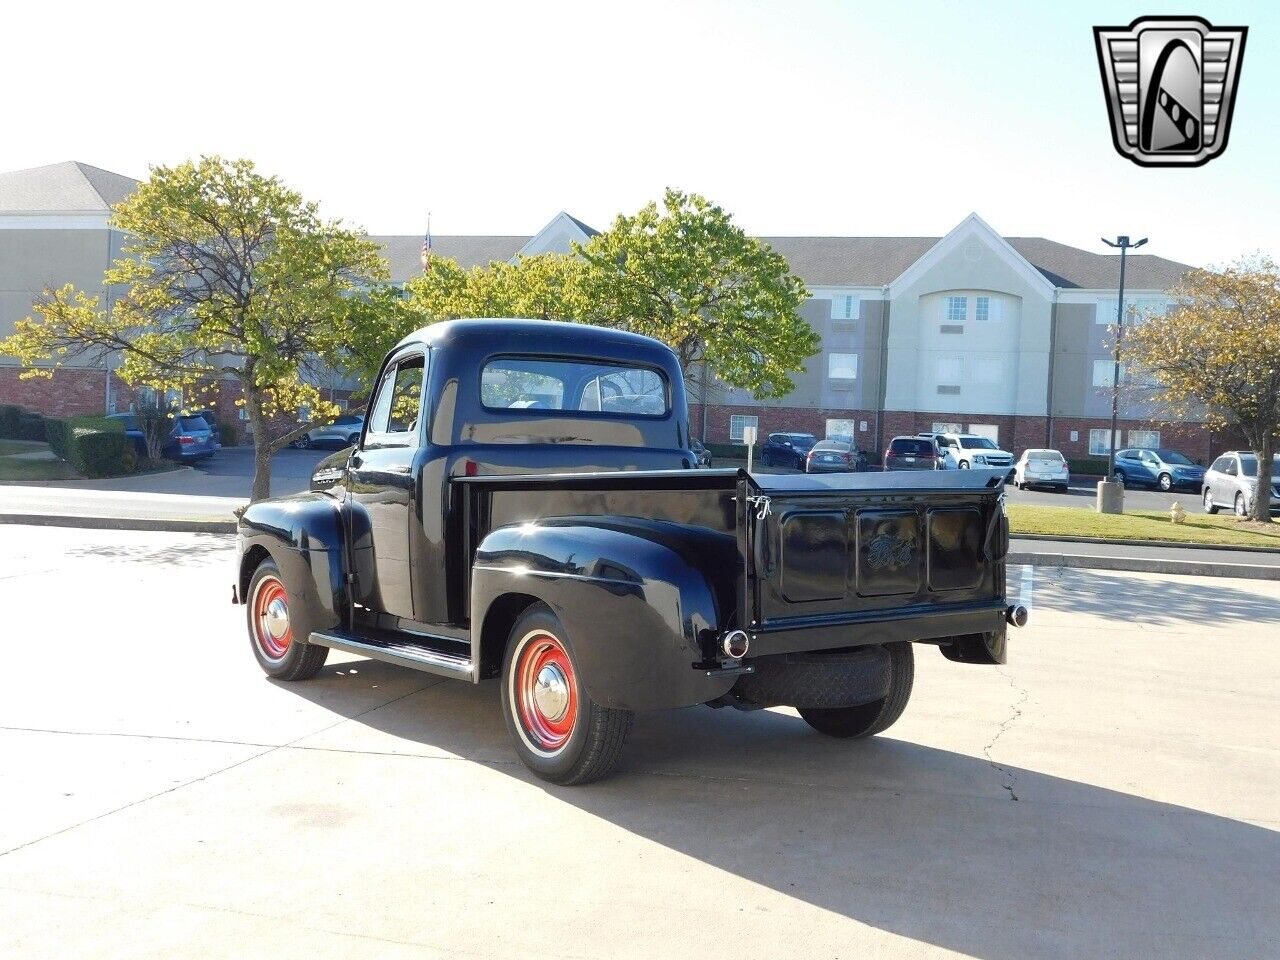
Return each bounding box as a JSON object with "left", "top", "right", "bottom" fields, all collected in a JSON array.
[
  {"left": 721, "top": 629, "right": 750, "bottom": 660},
  {"left": 1006, "top": 604, "right": 1029, "bottom": 628}
]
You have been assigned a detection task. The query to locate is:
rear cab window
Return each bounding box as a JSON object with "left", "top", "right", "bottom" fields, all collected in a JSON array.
[{"left": 481, "top": 357, "right": 669, "bottom": 417}]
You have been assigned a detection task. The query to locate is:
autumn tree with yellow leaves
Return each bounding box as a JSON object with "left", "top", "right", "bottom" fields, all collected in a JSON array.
[
  {"left": 1121, "top": 256, "right": 1280, "bottom": 522},
  {"left": 0, "top": 157, "right": 387, "bottom": 501}
]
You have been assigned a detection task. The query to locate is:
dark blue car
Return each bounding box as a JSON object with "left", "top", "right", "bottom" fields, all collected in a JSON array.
[
  {"left": 1111, "top": 448, "right": 1205, "bottom": 491},
  {"left": 108, "top": 412, "right": 218, "bottom": 462}
]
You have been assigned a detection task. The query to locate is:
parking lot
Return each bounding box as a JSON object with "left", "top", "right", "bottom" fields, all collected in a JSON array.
[{"left": 1, "top": 525, "right": 1275, "bottom": 959}]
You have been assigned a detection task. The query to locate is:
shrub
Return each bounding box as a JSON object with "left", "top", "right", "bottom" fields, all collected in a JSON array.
[
  {"left": 18, "top": 411, "right": 45, "bottom": 441},
  {"left": 69, "top": 427, "right": 131, "bottom": 478},
  {"left": 0, "top": 404, "right": 21, "bottom": 439},
  {"left": 1068, "top": 458, "right": 1111, "bottom": 477},
  {"left": 43, "top": 417, "right": 72, "bottom": 458}
]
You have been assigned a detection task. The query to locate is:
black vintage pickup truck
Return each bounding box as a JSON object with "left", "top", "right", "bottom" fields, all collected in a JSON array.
[{"left": 234, "top": 318, "right": 1024, "bottom": 784}]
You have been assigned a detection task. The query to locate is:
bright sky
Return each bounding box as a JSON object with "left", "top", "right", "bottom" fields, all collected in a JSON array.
[{"left": 5, "top": 0, "right": 1276, "bottom": 268}]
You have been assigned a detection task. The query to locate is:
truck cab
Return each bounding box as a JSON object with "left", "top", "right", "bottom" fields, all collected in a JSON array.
[{"left": 235, "top": 318, "right": 1023, "bottom": 784}]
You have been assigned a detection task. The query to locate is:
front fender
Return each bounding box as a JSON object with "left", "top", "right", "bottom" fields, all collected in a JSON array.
[
  {"left": 237, "top": 492, "right": 346, "bottom": 633},
  {"left": 471, "top": 517, "right": 740, "bottom": 711}
]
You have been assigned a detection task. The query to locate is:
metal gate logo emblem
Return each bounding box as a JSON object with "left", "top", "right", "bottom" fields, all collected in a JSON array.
[
  {"left": 866, "top": 533, "right": 914, "bottom": 572},
  {"left": 1094, "top": 16, "right": 1247, "bottom": 167}
]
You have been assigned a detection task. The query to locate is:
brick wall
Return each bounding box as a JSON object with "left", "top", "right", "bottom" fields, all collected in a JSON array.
[
  {"left": 697, "top": 403, "right": 881, "bottom": 446},
  {"left": 0, "top": 366, "right": 139, "bottom": 417},
  {"left": 1047, "top": 416, "right": 1236, "bottom": 463}
]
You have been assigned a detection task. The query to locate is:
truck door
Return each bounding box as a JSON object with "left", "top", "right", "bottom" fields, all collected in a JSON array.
[{"left": 346, "top": 350, "right": 426, "bottom": 619}]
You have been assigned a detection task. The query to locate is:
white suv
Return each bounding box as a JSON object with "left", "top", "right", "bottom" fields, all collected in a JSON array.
[{"left": 940, "top": 433, "right": 1016, "bottom": 477}]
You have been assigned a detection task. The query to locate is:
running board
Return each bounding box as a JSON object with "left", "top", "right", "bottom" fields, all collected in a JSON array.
[{"left": 308, "top": 629, "right": 475, "bottom": 681}]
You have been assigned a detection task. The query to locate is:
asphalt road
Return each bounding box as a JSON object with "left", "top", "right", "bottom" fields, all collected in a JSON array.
[{"left": 0, "top": 526, "right": 1275, "bottom": 959}]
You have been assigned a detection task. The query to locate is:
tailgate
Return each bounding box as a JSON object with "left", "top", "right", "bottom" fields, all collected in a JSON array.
[{"left": 741, "top": 470, "right": 1009, "bottom": 653}]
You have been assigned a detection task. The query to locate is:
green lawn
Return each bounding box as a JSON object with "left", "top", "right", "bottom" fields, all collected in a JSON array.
[
  {"left": 0, "top": 458, "right": 77, "bottom": 481},
  {"left": 1008, "top": 504, "right": 1280, "bottom": 548},
  {"left": 0, "top": 439, "right": 46, "bottom": 456}
]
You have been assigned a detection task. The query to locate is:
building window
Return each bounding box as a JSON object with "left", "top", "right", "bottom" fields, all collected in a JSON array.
[
  {"left": 945, "top": 296, "right": 967, "bottom": 322},
  {"left": 828, "top": 352, "right": 858, "bottom": 379},
  {"left": 975, "top": 297, "right": 990, "bottom": 321},
  {"left": 1128, "top": 429, "right": 1161, "bottom": 449},
  {"left": 831, "top": 295, "right": 859, "bottom": 320},
  {"left": 1088, "top": 429, "right": 1115, "bottom": 456},
  {"left": 826, "top": 418, "right": 856, "bottom": 440},
  {"left": 967, "top": 423, "right": 1000, "bottom": 443},
  {"left": 1093, "top": 359, "right": 1125, "bottom": 387},
  {"left": 729, "top": 414, "right": 758, "bottom": 442},
  {"left": 932, "top": 421, "right": 962, "bottom": 434}
]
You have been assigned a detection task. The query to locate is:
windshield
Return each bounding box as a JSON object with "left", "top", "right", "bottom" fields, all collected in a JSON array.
[
  {"left": 177, "top": 417, "right": 209, "bottom": 431},
  {"left": 1239, "top": 455, "right": 1280, "bottom": 479},
  {"left": 783, "top": 434, "right": 817, "bottom": 450},
  {"left": 813, "top": 439, "right": 851, "bottom": 452},
  {"left": 1155, "top": 449, "right": 1194, "bottom": 465},
  {"left": 1028, "top": 450, "right": 1064, "bottom": 462},
  {"left": 959, "top": 437, "right": 997, "bottom": 449}
]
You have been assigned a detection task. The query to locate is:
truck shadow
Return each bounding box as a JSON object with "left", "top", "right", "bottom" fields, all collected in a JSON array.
[{"left": 279, "top": 666, "right": 1277, "bottom": 960}]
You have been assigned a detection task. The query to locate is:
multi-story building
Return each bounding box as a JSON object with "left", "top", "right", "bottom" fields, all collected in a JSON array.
[{"left": 2, "top": 161, "right": 1228, "bottom": 460}]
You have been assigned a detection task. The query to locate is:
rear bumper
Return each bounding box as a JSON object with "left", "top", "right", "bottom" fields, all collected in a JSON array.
[{"left": 748, "top": 600, "right": 1008, "bottom": 659}]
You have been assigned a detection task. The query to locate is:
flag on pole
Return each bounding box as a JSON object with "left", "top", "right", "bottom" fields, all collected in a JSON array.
[{"left": 420, "top": 214, "right": 432, "bottom": 273}]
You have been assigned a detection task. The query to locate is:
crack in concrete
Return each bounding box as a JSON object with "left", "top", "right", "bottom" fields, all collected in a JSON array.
[{"left": 983, "top": 666, "right": 1029, "bottom": 801}]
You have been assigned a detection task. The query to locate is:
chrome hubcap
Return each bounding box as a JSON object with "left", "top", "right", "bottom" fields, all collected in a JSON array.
[
  {"left": 532, "top": 663, "right": 570, "bottom": 722},
  {"left": 264, "top": 598, "right": 290, "bottom": 639}
]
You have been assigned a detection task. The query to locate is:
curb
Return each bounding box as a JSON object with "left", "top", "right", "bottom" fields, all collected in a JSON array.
[
  {"left": 0, "top": 513, "right": 236, "bottom": 535},
  {"left": 1012, "top": 533, "right": 1280, "bottom": 554},
  {"left": 1009, "top": 550, "right": 1280, "bottom": 581}
]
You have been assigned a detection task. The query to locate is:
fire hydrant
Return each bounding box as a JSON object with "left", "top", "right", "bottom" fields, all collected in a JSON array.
[{"left": 1170, "top": 501, "right": 1186, "bottom": 524}]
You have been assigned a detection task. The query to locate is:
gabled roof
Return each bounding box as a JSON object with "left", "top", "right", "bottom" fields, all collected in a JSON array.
[
  {"left": 0, "top": 161, "right": 140, "bottom": 213},
  {"left": 1005, "top": 237, "right": 1192, "bottom": 289}
]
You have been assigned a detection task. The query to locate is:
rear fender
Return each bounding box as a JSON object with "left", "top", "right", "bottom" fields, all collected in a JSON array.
[
  {"left": 471, "top": 517, "right": 740, "bottom": 711},
  {"left": 236, "top": 492, "right": 346, "bottom": 633}
]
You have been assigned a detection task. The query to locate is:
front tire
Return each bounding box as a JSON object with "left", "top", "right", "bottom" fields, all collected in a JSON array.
[
  {"left": 799, "top": 642, "right": 914, "bottom": 739},
  {"left": 1203, "top": 488, "right": 1218, "bottom": 514},
  {"left": 958, "top": 460, "right": 970, "bottom": 469},
  {"left": 500, "top": 604, "right": 633, "bottom": 785},
  {"left": 246, "top": 558, "right": 328, "bottom": 680},
  {"left": 1158, "top": 473, "right": 1173, "bottom": 492}
]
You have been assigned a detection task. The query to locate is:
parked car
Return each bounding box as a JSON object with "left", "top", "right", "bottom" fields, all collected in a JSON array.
[
  {"left": 1111, "top": 448, "right": 1205, "bottom": 491},
  {"left": 1202, "top": 451, "right": 1280, "bottom": 516},
  {"left": 805, "top": 437, "right": 867, "bottom": 473},
  {"left": 916, "top": 432, "right": 957, "bottom": 466},
  {"left": 1014, "top": 448, "right": 1069, "bottom": 492},
  {"left": 107, "top": 412, "right": 218, "bottom": 462},
  {"left": 234, "top": 318, "right": 1024, "bottom": 785},
  {"left": 938, "top": 433, "right": 1016, "bottom": 478},
  {"left": 187, "top": 410, "right": 223, "bottom": 449},
  {"left": 759, "top": 431, "right": 817, "bottom": 469},
  {"left": 884, "top": 435, "right": 943, "bottom": 470},
  {"left": 292, "top": 413, "right": 365, "bottom": 449},
  {"left": 690, "top": 438, "right": 712, "bottom": 468}
]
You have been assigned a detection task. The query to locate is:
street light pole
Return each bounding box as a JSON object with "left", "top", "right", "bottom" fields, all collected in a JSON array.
[{"left": 1100, "top": 235, "right": 1147, "bottom": 480}]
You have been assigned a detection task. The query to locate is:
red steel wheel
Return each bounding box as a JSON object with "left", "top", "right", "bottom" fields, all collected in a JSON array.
[
  {"left": 252, "top": 574, "right": 293, "bottom": 662},
  {"left": 511, "top": 630, "right": 578, "bottom": 755}
]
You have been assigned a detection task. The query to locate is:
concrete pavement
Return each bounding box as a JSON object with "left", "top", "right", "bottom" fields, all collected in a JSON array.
[{"left": 0, "top": 526, "right": 1275, "bottom": 959}]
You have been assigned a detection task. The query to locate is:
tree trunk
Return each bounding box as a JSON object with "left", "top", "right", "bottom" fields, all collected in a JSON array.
[
  {"left": 244, "top": 387, "right": 272, "bottom": 503},
  {"left": 1251, "top": 429, "right": 1274, "bottom": 523}
]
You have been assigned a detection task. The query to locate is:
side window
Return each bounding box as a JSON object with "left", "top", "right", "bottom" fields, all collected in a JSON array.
[
  {"left": 1210, "top": 457, "right": 1229, "bottom": 472},
  {"left": 365, "top": 354, "right": 426, "bottom": 448},
  {"left": 1224, "top": 458, "right": 1238, "bottom": 476}
]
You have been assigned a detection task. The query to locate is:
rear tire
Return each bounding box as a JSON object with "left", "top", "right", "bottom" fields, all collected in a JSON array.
[
  {"left": 799, "top": 642, "right": 914, "bottom": 739},
  {"left": 1113, "top": 469, "right": 1126, "bottom": 486},
  {"left": 1235, "top": 492, "right": 1248, "bottom": 518},
  {"left": 246, "top": 558, "right": 328, "bottom": 681},
  {"left": 500, "top": 603, "right": 633, "bottom": 785}
]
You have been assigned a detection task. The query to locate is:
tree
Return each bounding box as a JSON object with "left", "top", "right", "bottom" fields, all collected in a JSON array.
[
  {"left": 1, "top": 156, "right": 387, "bottom": 501},
  {"left": 1120, "top": 255, "right": 1280, "bottom": 522},
  {"left": 576, "top": 189, "right": 817, "bottom": 399}
]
